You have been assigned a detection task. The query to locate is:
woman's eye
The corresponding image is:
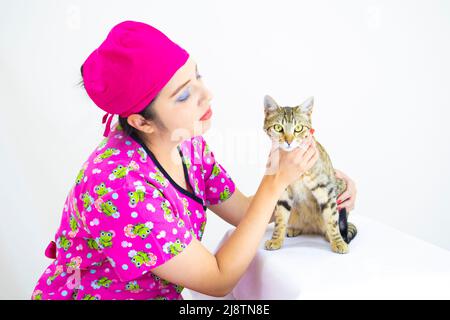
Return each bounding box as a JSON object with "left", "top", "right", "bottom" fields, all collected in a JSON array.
[
  {"left": 176, "top": 73, "right": 202, "bottom": 102},
  {"left": 177, "top": 89, "right": 190, "bottom": 102}
]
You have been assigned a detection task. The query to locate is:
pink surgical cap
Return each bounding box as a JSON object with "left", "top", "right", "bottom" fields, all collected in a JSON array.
[{"left": 82, "top": 20, "right": 190, "bottom": 137}]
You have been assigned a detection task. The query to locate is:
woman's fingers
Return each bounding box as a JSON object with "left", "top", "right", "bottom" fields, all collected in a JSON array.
[
  {"left": 303, "top": 141, "right": 318, "bottom": 163},
  {"left": 337, "top": 190, "right": 355, "bottom": 211},
  {"left": 335, "top": 172, "right": 357, "bottom": 212},
  {"left": 298, "top": 137, "right": 313, "bottom": 152}
]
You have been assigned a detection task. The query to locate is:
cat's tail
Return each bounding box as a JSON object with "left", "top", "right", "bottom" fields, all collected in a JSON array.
[
  {"left": 347, "top": 222, "right": 358, "bottom": 243},
  {"left": 338, "top": 207, "right": 357, "bottom": 244}
]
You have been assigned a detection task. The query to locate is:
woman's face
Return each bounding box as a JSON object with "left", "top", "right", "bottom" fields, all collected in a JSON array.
[{"left": 150, "top": 56, "right": 213, "bottom": 140}]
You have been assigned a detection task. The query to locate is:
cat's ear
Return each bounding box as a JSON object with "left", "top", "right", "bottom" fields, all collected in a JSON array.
[
  {"left": 264, "top": 95, "right": 280, "bottom": 112},
  {"left": 297, "top": 96, "right": 314, "bottom": 115}
]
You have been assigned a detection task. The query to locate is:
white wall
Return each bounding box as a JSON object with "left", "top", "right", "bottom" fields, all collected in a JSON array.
[{"left": 1, "top": 0, "right": 449, "bottom": 299}]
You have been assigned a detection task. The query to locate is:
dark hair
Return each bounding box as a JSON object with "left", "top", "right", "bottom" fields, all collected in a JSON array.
[{"left": 79, "top": 64, "right": 160, "bottom": 137}]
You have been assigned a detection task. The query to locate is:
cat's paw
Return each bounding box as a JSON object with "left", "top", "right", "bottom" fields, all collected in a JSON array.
[
  {"left": 264, "top": 239, "right": 283, "bottom": 250},
  {"left": 331, "top": 240, "right": 349, "bottom": 254},
  {"left": 286, "top": 227, "right": 301, "bottom": 237}
]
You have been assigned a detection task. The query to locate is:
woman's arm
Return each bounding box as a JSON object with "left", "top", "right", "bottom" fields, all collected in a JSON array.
[
  {"left": 150, "top": 137, "right": 317, "bottom": 297},
  {"left": 207, "top": 190, "right": 275, "bottom": 227},
  {"left": 151, "top": 174, "right": 286, "bottom": 297}
]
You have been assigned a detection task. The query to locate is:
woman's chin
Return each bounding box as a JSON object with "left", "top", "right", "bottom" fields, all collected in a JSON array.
[{"left": 196, "top": 119, "right": 212, "bottom": 135}]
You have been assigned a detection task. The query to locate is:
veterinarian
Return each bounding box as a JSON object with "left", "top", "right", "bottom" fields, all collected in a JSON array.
[{"left": 31, "top": 20, "right": 357, "bottom": 300}]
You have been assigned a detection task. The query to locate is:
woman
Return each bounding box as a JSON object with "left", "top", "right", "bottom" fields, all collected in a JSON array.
[{"left": 31, "top": 20, "right": 357, "bottom": 300}]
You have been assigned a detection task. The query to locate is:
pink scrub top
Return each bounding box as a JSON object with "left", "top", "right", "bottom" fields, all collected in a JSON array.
[{"left": 31, "top": 122, "right": 236, "bottom": 300}]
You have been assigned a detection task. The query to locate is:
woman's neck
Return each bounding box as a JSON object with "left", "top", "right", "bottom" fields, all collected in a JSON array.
[{"left": 139, "top": 131, "right": 183, "bottom": 170}]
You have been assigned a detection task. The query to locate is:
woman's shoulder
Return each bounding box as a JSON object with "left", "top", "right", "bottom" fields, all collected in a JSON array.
[{"left": 72, "top": 123, "right": 152, "bottom": 201}]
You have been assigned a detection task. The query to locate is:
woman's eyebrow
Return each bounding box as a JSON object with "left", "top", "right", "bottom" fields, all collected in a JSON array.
[{"left": 170, "top": 64, "right": 198, "bottom": 98}]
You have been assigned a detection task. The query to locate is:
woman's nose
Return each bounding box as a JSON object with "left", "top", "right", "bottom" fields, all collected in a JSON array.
[{"left": 200, "top": 86, "right": 213, "bottom": 106}]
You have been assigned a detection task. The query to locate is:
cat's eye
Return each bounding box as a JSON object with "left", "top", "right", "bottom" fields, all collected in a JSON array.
[
  {"left": 294, "top": 125, "right": 303, "bottom": 133},
  {"left": 273, "top": 124, "right": 283, "bottom": 132}
]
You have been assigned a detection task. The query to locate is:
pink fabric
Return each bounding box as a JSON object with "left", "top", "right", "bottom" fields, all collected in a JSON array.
[
  {"left": 31, "top": 122, "right": 235, "bottom": 300},
  {"left": 82, "top": 20, "right": 190, "bottom": 137}
]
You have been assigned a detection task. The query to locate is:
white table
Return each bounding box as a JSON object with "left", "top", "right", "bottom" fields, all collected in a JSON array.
[{"left": 186, "top": 215, "right": 450, "bottom": 299}]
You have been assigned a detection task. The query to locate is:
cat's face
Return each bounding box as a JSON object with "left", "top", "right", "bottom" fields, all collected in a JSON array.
[{"left": 263, "top": 95, "right": 314, "bottom": 151}]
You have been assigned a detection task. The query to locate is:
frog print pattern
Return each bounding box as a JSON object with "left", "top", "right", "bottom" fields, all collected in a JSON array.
[
  {"left": 124, "top": 222, "right": 153, "bottom": 239},
  {"left": 32, "top": 122, "right": 236, "bottom": 300}
]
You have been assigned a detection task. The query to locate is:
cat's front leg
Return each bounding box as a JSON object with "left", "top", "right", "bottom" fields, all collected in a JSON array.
[
  {"left": 264, "top": 194, "right": 293, "bottom": 250},
  {"left": 323, "top": 200, "right": 349, "bottom": 254}
]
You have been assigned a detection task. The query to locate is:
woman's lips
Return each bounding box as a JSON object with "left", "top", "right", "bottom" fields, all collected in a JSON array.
[{"left": 200, "top": 107, "right": 212, "bottom": 121}]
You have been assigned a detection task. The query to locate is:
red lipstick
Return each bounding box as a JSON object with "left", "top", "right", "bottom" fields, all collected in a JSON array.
[{"left": 200, "top": 106, "right": 212, "bottom": 121}]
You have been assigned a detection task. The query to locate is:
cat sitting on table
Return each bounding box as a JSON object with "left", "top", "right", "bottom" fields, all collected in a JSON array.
[{"left": 263, "top": 95, "right": 357, "bottom": 254}]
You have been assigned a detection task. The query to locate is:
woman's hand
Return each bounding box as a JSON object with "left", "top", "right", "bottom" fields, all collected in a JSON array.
[
  {"left": 265, "top": 135, "right": 319, "bottom": 188},
  {"left": 335, "top": 169, "right": 357, "bottom": 212}
]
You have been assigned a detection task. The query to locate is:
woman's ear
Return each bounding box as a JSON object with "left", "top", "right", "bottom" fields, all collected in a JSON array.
[{"left": 127, "top": 114, "right": 155, "bottom": 134}]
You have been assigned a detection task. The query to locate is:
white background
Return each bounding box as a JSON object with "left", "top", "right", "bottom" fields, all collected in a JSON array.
[{"left": 1, "top": 0, "right": 449, "bottom": 299}]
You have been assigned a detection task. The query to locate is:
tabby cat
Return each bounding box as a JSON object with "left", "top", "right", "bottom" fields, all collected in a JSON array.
[{"left": 263, "top": 95, "right": 357, "bottom": 254}]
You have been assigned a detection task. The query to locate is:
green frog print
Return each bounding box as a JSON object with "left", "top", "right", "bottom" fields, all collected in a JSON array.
[
  {"left": 137, "top": 147, "right": 147, "bottom": 162},
  {"left": 33, "top": 130, "right": 236, "bottom": 300},
  {"left": 182, "top": 155, "right": 191, "bottom": 170},
  {"left": 46, "top": 265, "right": 63, "bottom": 285},
  {"left": 128, "top": 250, "right": 156, "bottom": 268},
  {"left": 91, "top": 276, "right": 112, "bottom": 289},
  {"left": 111, "top": 164, "right": 128, "bottom": 179},
  {"left": 57, "top": 235, "right": 72, "bottom": 251},
  {"left": 163, "top": 239, "right": 186, "bottom": 256},
  {"left": 108, "top": 161, "right": 139, "bottom": 181},
  {"left": 198, "top": 221, "right": 206, "bottom": 239},
  {"left": 97, "top": 200, "right": 120, "bottom": 219},
  {"left": 125, "top": 281, "right": 142, "bottom": 293},
  {"left": 68, "top": 215, "right": 79, "bottom": 237},
  {"left": 161, "top": 201, "right": 174, "bottom": 222},
  {"left": 97, "top": 231, "right": 114, "bottom": 248},
  {"left": 128, "top": 187, "right": 145, "bottom": 207},
  {"left": 75, "top": 163, "right": 88, "bottom": 185},
  {"left": 32, "top": 290, "right": 43, "bottom": 300},
  {"left": 86, "top": 238, "right": 99, "bottom": 250},
  {"left": 149, "top": 169, "right": 169, "bottom": 187},
  {"left": 82, "top": 192, "right": 95, "bottom": 212},
  {"left": 66, "top": 256, "right": 82, "bottom": 273},
  {"left": 94, "top": 182, "right": 112, "bottom": 197},
  {"left": 151, "top": 274, "right": 170, "bottom": 287},
  {"left": 220, "top": 185, "right": 231, "bottom": 202},
  {"left": 94, "top": 148, "right": 120, "bottom": 164},
  {"left": 173, "top": 284, "right": 184, "bottom": 294},
  {"left": 124, "top": 222, "right": 153, "bottom": 239},
  {"left": 210, "top": 163, "right": 221, "bottom": 179},
  {"left": 181, "top": 197, "right": 192, "bottom": 217}
]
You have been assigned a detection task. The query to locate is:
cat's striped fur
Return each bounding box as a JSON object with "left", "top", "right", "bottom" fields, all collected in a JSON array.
[{"left": 263, "top": 95, "right": 357, "bottom": 254}]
